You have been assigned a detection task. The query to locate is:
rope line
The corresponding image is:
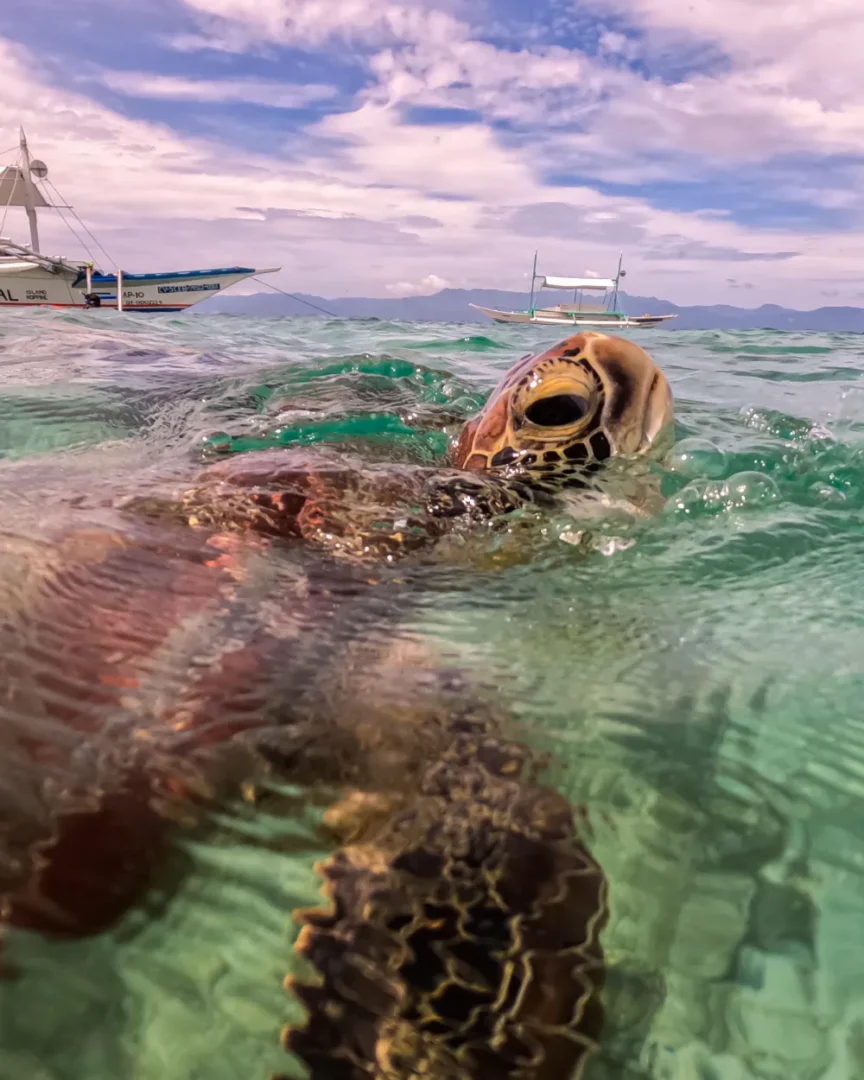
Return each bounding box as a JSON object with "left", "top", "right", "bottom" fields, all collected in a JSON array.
[
  {"left": 251, "top": 276, "right": 338, "bottom": 318},
  {"left": 42, "top": 189, "right": 99, "bottom": 265},
  {"left": 0, "top": 151, "right": 21, "bottom": 236},
  {"left": 44, "top": 179, "right": 115, "bottom": 267}
]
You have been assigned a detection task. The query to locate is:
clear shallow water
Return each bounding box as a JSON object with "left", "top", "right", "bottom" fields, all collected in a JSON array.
[{"left": 1, "top": 307, "right": 864, "bottom": 1078}]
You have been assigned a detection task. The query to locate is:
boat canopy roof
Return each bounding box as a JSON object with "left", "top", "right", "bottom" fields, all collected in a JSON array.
[
  {"left": 0, "top": 166, "right": 51, "bottom": 208},
  {"left": 539, "top": 275, "right": 616, "bottom": 290}
]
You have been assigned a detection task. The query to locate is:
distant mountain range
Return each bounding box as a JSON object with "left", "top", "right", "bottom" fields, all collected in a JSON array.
[{"left": 196, "top": 287, "right": 864, "bottom": 332}]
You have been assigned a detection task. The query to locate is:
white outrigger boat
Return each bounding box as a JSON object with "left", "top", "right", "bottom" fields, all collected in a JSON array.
[
  {"left": 470, "top": 251, "right": 676, "bottom": 330},
  {"left": 0, "top": 129, "right": 279, "bottom": 312}
]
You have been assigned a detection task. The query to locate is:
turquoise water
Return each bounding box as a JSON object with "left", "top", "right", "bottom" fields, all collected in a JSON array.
[{"left": 1, "top": 307, "right": 864, "bottom": 1079}]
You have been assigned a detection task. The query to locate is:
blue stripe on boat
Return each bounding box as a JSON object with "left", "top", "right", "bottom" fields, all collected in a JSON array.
[{"left": 89, "top": 267, "right": 255, "bottom": 283}]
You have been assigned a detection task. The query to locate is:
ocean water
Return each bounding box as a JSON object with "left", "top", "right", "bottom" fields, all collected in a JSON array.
[{"left": 1, "top": 307, "right": 864, "bottom": 1079}]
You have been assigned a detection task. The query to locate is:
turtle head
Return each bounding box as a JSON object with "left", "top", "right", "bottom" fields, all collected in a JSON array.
[{"left": 452, "top": 331, "right": 673, "bottom": 481}]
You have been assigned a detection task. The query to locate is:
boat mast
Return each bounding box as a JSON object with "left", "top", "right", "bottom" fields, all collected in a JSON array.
[
  {"left": 611, "top": 251, "right": 623, "bottom": 311},
  {"left": 18, "top": 128, "right": 41, "bottom": 254},
  {"left": 528, "top": 249, "right": 538, "bottom": 315}
]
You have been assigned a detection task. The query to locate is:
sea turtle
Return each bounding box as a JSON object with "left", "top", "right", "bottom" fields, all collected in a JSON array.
[
  {"left": 127, "top": 329, "right": 673, "bottom": 565},
  {"left": 0, "top": 331, "right": 673, "bottom": 1079}
]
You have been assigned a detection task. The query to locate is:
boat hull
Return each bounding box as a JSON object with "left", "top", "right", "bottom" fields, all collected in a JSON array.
[
  {"left": 0, "top": 265, "right": 271, "bottom": 313},
  {"left": 469, "top": 304, "right": 677, "bottom": 330}
]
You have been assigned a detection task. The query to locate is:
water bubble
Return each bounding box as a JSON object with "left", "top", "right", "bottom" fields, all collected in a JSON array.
[
  {"left": 822, "top": 465, "right": 858, "bottom": 498},
  {"left": 669, "top": 474, "right": 780, "bottom": 515},
  {"left": 197, "top": 431, "right": 233, "bottom": 453},
  {"left": 739, "top": 406, "right": 817, "bottom": 444},
  {"left": 810, "top": 481, "right": 846, "bottom": 504},
  {"left": 597, "top": 536, "right": 636, "bottom": 556},
  {"left": 668, "top": 479, "right": 724, "bottom": 516},
  {"left": 702, "top": 480, "right": 730, "bottom": 511},
  {"left": 722, "top": 471, "right": 781, "bottom": 509},
  {"left": 666, "top": 437, "right": 727, "bottom": 479},
  {"left": 807, "top": 422, "right": 835, "bottom": 445},
  {"left": 740, "top": 405, "right": 769, "bottom": 431}
]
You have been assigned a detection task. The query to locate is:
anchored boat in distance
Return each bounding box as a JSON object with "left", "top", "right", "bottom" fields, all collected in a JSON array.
[
  {"left": 0, "top": 129, "right": 279, "bottom": 312},
  {"left": 470, "top": 251, "right": 677, "bottom": 330}
]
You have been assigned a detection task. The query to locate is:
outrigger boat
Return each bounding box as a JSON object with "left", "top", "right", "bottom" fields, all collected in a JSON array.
[
  {"left": 470, "top": 251, "right": 676, "bottom": 330},
  {"left": 0, "top": 129, "right": 279, "bottom": 312}
]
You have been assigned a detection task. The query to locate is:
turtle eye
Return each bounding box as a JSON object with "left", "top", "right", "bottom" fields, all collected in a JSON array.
[{"left": 524, "top": 394, "right": 589, "bottom": 427}]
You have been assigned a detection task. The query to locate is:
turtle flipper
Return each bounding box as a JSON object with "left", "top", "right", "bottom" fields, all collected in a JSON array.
[{"left": 280, "top": 730, "right": 607, "bottom": 1080}]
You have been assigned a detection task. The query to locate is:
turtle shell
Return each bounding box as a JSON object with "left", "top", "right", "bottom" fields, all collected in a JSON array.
[{"left": 281, "top": 720, "right": 608, "bottom": 1080}]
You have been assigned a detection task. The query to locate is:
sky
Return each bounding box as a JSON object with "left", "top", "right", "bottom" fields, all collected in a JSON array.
[{"left": 1, "top": 0, "right": 863, "bottom": 308}]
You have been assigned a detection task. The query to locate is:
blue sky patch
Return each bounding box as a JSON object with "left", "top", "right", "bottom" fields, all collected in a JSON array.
[
  {"left": 543, "top": 162, "right": 859, "bottom": 233},
  {"left": 473, "top": 0, "right": 730, "bottom": 83},
  {"left": 401, "top": 106, "right": 485, "bottom": 126}
]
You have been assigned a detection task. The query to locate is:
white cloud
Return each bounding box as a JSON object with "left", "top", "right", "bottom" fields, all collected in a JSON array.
[
  {"left": 92, "top": 71, "right": 337, "bottom": 109},
  {"left": 578, "top": 0, "right": 864, "bottom": 158},
  {"left": 311, "top": 101, "right": 538, "bottom": 201},
  {"left": 386, "top": 273, "right": 450, "bottom": 295},
  {"left": 366, "top": 35, "right": 599, "bottom": 123},
  {"left": 589, "top": 70, "right": 864, "bottom": 164}
]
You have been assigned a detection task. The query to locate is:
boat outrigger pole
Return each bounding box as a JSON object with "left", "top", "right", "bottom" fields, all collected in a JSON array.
[{"left": 0, "top": 236, "right": 83, "bottom": 275}]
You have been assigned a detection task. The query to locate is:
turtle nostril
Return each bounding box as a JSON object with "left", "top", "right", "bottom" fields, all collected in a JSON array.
[{"left": 524, "top": 394, "right": 588, "bottom": 427}]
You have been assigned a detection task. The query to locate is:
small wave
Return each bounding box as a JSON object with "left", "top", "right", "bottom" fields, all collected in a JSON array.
[
  {"left": 400, "top": 334, "right": 505, "bottom": 351},
  {"left": 736, "top": 366, "right": 855, "bottom": 382},
  {"left": 706, "top": 342, "right": 834, "bottom": 356},
  {"left": 197, "top": 412, "right": 451, "bottom": 460}
]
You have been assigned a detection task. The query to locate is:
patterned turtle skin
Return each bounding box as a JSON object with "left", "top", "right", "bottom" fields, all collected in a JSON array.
[{"left": 0, "top": 332, "right": 673, "bottom": 1079}]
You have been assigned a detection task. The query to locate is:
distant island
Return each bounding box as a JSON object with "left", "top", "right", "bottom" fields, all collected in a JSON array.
[{"left": 196, "top": 287, "right": 864, "bottom": 333}]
